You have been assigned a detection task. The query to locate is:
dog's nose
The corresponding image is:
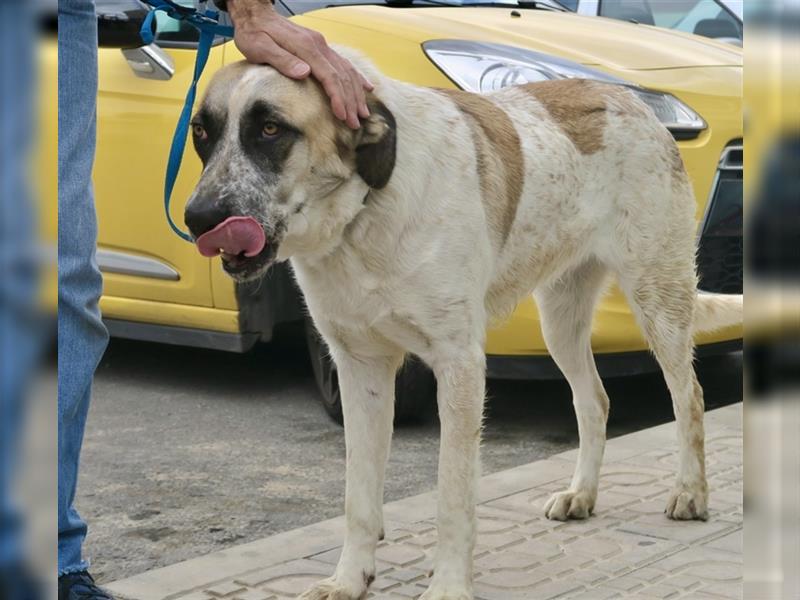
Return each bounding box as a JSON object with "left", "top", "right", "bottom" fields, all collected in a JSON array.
[{"left": 184, "top": 198, "right": 231, "bottom": 238}]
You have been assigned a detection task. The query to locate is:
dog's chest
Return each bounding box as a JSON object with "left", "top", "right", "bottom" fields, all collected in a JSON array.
[{"left": 292, "top": 257, "right": 445, "bottom": 358}]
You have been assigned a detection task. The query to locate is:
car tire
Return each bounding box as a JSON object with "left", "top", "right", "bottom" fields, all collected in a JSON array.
[{"left": 305, "top": 319, "right": 436, "bottom": 425}]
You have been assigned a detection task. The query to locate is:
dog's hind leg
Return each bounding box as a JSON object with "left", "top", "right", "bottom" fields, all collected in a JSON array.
[
  {"left": 420, "top": 346, "right": 486, "bottom": 600},
  {"left": 300, "top": 346, "right": 403, "bottom": 600},
  {"left": 534, "top": 258, "right": 611, "bottom": 521},
  {"left": 616, "top": 264, "right": 709, "bottom": 521}
]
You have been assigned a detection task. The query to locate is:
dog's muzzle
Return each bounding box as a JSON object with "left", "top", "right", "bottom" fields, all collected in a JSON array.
[{"left": 185, "top": 199, "right": 275, "bottom": 280}]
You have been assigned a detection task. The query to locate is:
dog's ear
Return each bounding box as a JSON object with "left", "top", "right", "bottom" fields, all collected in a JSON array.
[{"left": 356, "top": 97, "right": 397, "bottom": 189}]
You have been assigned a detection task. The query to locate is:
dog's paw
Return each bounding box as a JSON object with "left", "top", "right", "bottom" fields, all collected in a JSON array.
[
  {"left": 418, "top": 584, "right": 472, "bottom": 600},
  {"left": 543, "top": 489, "right": 595, "bottom": 521},
  {"left": 297, "top": 575, "right": 369, "bottom": 600},
  {"left": 665, "top": 483, "right": 708, "bottom": 521}
]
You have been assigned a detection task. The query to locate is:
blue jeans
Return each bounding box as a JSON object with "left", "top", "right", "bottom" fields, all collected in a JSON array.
[
  {"left": 58, "top": 0, "right": 110, "bottom": 577},
  {"left": 0, "top": 0, "right": 40, "bottom": 571}
]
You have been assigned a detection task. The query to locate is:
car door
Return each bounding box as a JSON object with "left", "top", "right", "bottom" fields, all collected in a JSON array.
[{"left": 94, "top": 0, "right": 226, "bottom": 316}]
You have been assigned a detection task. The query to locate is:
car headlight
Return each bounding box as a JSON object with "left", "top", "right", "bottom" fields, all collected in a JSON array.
[{"left": 423, "top": 40, "right": 707, "bottom": 138}]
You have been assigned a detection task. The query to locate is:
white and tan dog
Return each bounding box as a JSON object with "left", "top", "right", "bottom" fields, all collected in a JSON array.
[{"left": 184, "top": 48, "right": 742, "bottom": 600}]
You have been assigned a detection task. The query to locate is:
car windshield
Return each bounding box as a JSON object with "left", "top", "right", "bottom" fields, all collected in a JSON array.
[
  {"left": 590, "top": 0, "right": 742, "bottom": 43},
  {"left": 424, "top": 0, "right": 566, "bottom": 7},
  {"left": 279, "top": 0, "right": 567, "bottom": 15},
  {"left": 667, "top": 0, "right": 742, "bottom": 38}
]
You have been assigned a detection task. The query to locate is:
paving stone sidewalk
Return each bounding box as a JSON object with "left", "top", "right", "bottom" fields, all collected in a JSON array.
[{"left": 108, "top": 403, "right": 742, "bottom": 600}]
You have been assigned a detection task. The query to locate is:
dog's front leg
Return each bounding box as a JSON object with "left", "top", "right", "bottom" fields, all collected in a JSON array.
[
  {"left": 300, "top": 350, "right": 400, "bottom": 600},
  {"left": 421, "top": 349, "right": 485, "bottom": 600}
]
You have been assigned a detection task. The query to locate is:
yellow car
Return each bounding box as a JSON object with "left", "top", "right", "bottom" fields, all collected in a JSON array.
[{"left": 43, "top": 0, "right": 742, "bottom": 421}]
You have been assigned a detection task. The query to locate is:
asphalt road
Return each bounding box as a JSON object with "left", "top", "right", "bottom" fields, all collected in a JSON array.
[{"left": 78, "top": 327, "right": 742, "bottom": 584}]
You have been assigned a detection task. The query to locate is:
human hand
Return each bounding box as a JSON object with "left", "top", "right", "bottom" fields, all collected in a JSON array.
[{"left": 227, "top": 0, "right": 374, "bottom": 128}]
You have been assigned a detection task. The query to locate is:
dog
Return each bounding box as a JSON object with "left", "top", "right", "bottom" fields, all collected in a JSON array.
[{"left": 183, "top": 48, "right": 742, "bottom": 600}]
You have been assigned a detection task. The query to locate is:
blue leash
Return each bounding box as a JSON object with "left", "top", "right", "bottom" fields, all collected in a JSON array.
[{"left": 139, "top": 0, "right": 234, "bottom": 242}]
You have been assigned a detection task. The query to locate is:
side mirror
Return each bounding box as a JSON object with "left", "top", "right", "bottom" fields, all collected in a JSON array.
[{"left": 97, "top": 0, "right": 154, "bottom": 49}]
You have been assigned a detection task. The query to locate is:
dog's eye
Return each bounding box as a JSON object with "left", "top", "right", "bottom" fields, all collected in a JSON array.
[
  {"left": 192, "top": 123, "right": 208, "bottom": 141},
  {"left": 262, "top": 122, "right": 280, "bottom": 138}
]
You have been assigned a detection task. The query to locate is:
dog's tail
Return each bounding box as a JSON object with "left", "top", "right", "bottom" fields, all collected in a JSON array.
[{"left": 693, "top": 292, "right": 743, "bottom": 334}]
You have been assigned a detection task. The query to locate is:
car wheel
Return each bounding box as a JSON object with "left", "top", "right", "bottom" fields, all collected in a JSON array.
[{"left": 305, "top": 319, "right": 436, "bottom": 425}]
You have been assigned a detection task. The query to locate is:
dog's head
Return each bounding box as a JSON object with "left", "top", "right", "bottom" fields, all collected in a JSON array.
[{"left": 184, "top": 59, "right": 396, "bottom": 281}]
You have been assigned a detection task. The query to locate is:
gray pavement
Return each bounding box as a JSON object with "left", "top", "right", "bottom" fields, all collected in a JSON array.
[
  {"left": 106, "top": 403, "right": 743, "bottom": 600},
  {"left": 80, "top": 331, "right": 742, "bottom": 584}
]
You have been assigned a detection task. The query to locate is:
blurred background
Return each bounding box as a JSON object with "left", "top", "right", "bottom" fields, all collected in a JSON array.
[
  {"left": 0, "top": 0, "right": 58, "bottom": 597},
  {"left": 743, "top": 1, "right": 800, "bottom": 598}
]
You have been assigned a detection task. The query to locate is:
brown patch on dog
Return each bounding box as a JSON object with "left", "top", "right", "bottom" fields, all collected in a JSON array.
[
  {"left": 521, "top": 79, "right": 608, "bottom": 155},
  {"left": 439, "top": 89, "right": 525, "bottom": 248}
]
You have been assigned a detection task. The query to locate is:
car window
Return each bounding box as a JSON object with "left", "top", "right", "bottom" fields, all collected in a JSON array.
[
  {"left": 149, "top": 0, "right": 233, "bottom": 47},
  {"left": 598, "top": 0, "right": 741, "bottom": 41},
  {"left": 598, "top": 0, "right": 656, "bottom": 25},
  {"left": 154, "top": 0, "right": 201, "bottom": 45},
  {"left": 669, "top": 0, "right": 741, "bottom": 40}
]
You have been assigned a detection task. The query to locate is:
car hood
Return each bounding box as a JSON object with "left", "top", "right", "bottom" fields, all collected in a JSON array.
[{"left": 306, "top": 6, "right": 742, "bottom": 71}]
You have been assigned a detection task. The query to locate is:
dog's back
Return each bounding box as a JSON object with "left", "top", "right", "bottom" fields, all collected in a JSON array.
[{"left": 480, "top": 78, "right": 697, "bottom": 319}]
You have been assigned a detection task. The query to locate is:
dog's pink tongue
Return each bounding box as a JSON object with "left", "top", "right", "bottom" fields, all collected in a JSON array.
[{"left": 195, "top": 216, "right": 266, "bottom": 258}]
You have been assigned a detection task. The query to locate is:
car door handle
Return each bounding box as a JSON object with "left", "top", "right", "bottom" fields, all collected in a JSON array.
[{"left": 122, "top": 44, "right": 175, "bottom": 81}]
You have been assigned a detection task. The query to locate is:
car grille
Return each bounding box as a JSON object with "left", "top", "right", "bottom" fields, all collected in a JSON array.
[{"left": 697, "top": 141, "right": 743, "bottom": 294}]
